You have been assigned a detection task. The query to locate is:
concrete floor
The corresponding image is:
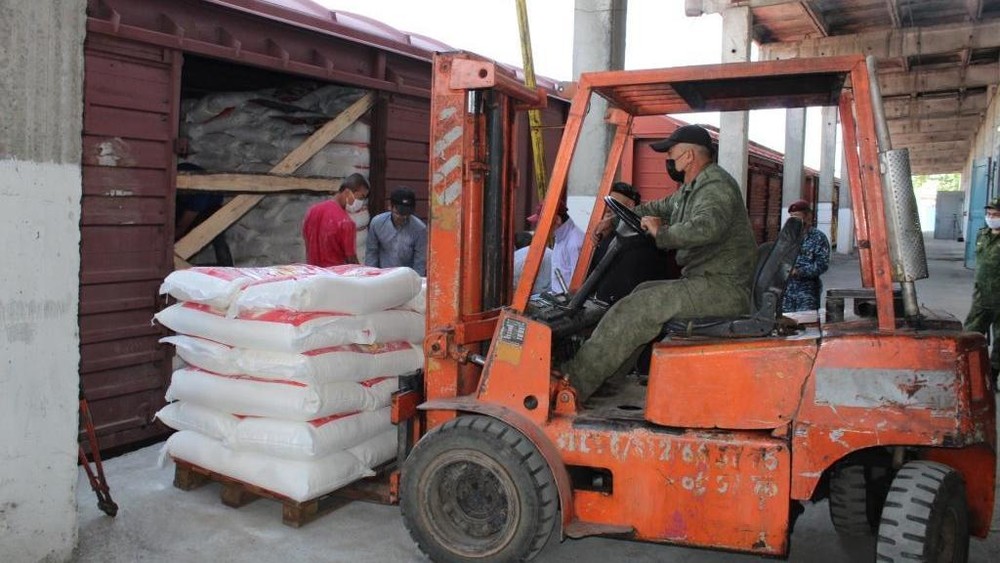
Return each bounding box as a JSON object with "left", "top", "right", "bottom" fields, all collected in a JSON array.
[{"left": 76, "top": 237, "right": 1000, "bottom": 562}]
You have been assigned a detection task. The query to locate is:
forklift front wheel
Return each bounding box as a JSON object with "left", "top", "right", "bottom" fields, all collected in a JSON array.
[
  {"left": 876, "top": 460, "right": 969, "bottom": 563},
  {"left": 400, "top": 415, "right": 558, "bottom": 563}
]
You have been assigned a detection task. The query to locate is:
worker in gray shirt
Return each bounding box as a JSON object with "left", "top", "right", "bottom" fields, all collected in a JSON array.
[{"left": 365, "top": 187, "right": 427, "bottom": 276}]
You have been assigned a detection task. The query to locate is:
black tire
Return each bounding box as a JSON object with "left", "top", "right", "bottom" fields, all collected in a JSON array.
[
  {"left": 400, "top": 415, "right": 558, "bottom": 562},
  {"left": 876, "top": 461, "right": 969, "bottom": 563},
  {"left": 830, "top": 464, "right": 873, "bottom": 536},
  {"left": 829, "top": 464, "right": 891, "bottom": 536}
]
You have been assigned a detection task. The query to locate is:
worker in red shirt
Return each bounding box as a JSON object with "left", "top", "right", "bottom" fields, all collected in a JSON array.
[{"left": 302, "top": 173, "right": 370, "bottom": 266}]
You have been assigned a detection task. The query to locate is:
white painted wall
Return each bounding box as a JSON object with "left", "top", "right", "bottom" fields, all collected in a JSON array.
[
  {"left": 0, "top": 161, "right": 82, "bottom": 561},
  {"left": 0, "top": 2, "right": 85, "bottom": 561}
]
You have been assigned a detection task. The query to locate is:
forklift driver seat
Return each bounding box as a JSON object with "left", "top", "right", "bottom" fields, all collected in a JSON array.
[{"left": 663, "top": 217, "right": 806, "bottom": 338}]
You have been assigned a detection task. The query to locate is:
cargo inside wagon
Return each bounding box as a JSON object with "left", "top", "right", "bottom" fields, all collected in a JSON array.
[{"left": 174, "top": 55, "right": 373, "bottom": 268}]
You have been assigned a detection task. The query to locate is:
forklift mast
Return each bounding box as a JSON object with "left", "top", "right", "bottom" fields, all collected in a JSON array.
[{"left": 424, "top": 53, "right": 548, "bottom": 428}]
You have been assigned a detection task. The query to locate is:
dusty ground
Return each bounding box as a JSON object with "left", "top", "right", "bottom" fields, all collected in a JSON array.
[{"left": 75, "top": 237, "right": 999, "bottom": 562}]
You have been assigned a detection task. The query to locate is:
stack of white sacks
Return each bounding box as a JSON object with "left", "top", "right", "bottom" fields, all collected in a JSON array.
[{"left": 154, "top": 264, "right": 427, "bottom": 502}]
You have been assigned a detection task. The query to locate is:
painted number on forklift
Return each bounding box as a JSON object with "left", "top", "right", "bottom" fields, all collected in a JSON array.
[{"left": 500, "top": 318, "right": 527, "bottom": 346}]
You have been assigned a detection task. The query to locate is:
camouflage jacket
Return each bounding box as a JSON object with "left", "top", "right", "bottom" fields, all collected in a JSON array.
[
  {"left": 782, "top": 227, "right": 830, "bottom": 312},
  {"left": 633, "top": 163, "right": 756, "bottom": 285},
  {"left": 973, "top": 227, "right": 1000, "bottom": 306}
]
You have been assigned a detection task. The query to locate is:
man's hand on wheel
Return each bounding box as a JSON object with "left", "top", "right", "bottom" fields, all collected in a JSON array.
[
  {"left": 640, "top": 216, "right": 663, "bottom": 237},
  {"left": 593, "top": 215, "right": 613, "bottom": 242}
]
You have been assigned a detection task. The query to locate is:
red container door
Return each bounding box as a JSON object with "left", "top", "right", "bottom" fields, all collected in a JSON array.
[
  {"left": 376, "top": 95, "right": 432, "bottom": 218},
  {"left": 80, "top": 34, "right": 179, "bottom": 452}
]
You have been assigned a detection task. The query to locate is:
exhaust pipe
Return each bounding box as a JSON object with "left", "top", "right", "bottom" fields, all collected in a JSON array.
[{"left": 866, "top": 56, "right": 928, "bottom": 318}]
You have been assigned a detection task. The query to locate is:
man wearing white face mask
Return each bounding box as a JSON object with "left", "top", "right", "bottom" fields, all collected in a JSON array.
[
  {"left": 965, "top": 197, "right": 1000, "bottom": 388},
  {"left": 302, "top": 173, "right": 370, "bottom": 267}
]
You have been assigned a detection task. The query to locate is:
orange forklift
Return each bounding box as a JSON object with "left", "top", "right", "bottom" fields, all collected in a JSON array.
[{"left": 391, "top": 52, "right": 996, "bottom": 562}]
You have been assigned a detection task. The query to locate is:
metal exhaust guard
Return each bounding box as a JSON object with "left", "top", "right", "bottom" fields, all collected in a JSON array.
[{"left": 866, "top": 56, "right": 928, "bottom": 318}]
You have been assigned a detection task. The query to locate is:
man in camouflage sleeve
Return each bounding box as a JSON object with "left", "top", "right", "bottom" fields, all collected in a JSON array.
[
  {"left": 562, "top": 125, "right": 757, "bottom": 401},
  {"left": 965, "top": 197, "right": 1000, "bottom": 387},
  {"left": 781, "top": 199, "right": 830, "bottom": 312}
]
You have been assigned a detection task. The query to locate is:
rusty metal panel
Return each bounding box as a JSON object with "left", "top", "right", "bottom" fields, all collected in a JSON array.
[
  {"left": 548, "top": 418, "right": 792, "bottom": 555},
  {"left": 378, "top": 96, "right": 431, "bottom": 219},
  {"left": 80, "top": 35, "right": 177, "bottom": 453},
  {"left": 791, "top": 331, "right": 996, "bottom": 501}
]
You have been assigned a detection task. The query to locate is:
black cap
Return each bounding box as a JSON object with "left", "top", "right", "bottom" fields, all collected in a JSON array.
[
  {"left": 390, "top": 187, "right": 416, "bottom": 214},
  {"left": 986, "top": 197, "right": 1000, "bottom": 210},
  {"left": 650, "top": 124, "right": 713, "bottom": 153}
]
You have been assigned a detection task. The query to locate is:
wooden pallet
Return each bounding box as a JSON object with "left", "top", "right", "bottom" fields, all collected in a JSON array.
[{"left": 172, "top": 458, "right": 395, "bottom": 528}]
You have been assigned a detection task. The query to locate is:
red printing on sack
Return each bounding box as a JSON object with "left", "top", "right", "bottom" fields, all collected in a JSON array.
[
  {"left": 180, "top": 301, "right": 348, "bottom": 326},
  {"left": 359, "top": 376, "right": 393, "bottom": 388},
  {"left": 307, "top": 411, "right": 361, "bottom": 428},
  {"left": 187, "top": 367, "right": 308, "bottom": 388},
  {"left": 303, "top": 341, "right": 413, "bottom": 357}
]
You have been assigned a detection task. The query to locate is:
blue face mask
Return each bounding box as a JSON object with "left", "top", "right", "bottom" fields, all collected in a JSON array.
[{"left": 986, "top": 216, "right": 1000, "bottom": 230}]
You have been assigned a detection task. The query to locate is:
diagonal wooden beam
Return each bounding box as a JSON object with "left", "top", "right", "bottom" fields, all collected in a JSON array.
[{"left": 173, "top": 92, "right": 375, "bottom": 261}]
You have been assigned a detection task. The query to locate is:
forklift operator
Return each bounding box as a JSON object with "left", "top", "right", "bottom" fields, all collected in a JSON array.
[{"left": 562, "top": 125, "right": 757, "bottom": 401}]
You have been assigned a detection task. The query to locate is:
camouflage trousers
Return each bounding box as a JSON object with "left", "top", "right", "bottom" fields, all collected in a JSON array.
[
  {"left": 563, "top": 275, "right": 750, "bottom": 401},
  {"left": 965, "top": 298, "right": 1000, "bottom": 376}
]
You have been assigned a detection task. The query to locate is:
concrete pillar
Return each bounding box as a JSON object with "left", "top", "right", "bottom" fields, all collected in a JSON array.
[
  {"left": 837, "top": 143, "right": 855, "bottom": 254},
  {"left": 718, "top": 6, "right": 751, "bottom": 199},
  {"left": 782, "top": 107, "right": 807, "bottom": 223},
  {"left": 0, "top": 2, "right": 85, "bottom": 561},
  {"left": 568, "top": 0, "right": 627, "bottom": 225},
  {"left": 816, "top": 106, "right": 838, "bottom": 241}
]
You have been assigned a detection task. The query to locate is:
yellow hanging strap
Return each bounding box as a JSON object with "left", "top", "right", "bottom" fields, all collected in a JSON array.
[{"left": 515, "top": 0, "right": 548, "bottom": 201}]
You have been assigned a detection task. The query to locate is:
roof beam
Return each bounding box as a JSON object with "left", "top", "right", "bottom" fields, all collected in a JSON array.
[
  {"left": 885, "top": 0, "right": 902, "bottom": 28},
  {"left": 965, "top": 0, "right": 984, "bottom": 22},
  {"left": 907, "top": 148, "right": 970, "bottom": 161},
  {"left": 801, "top": 2, "right": 828, "bottom": 37},
  {"left": 910, "top": 162, "right": 964, "bottom": 175},
  {"left": 888, "top": 115, "right": 982, "bottom": 135},
  {"left": 889, "top": 130, "right": 972, "bottom": 145},
  {"left": 878, "top": 62, "right": 999, "bottom": 97},
  {"left": 760, "top": 19, "right": 1000, "bottom": 60},
  {"left": 882, "top": 90, "right": 990, "bottom": 120},
  {"left": 900, "top": 140, "right": 970, "bottom": 154}
]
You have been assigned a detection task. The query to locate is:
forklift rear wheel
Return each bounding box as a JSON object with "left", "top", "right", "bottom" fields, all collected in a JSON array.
[
  {"left": 829, "top": 464, "right": 889, "bottom": 536},
  {"left": 401, "top": 415, "right": 558, "bottom": 562},
  {"left": 876, "top": 461, "right": 969, "bottom": 563}
]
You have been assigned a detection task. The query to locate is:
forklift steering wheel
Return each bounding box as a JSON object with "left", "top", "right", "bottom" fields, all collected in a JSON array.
[{"left": 603, "top": 195, "right": 646, "bottom": 236}]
